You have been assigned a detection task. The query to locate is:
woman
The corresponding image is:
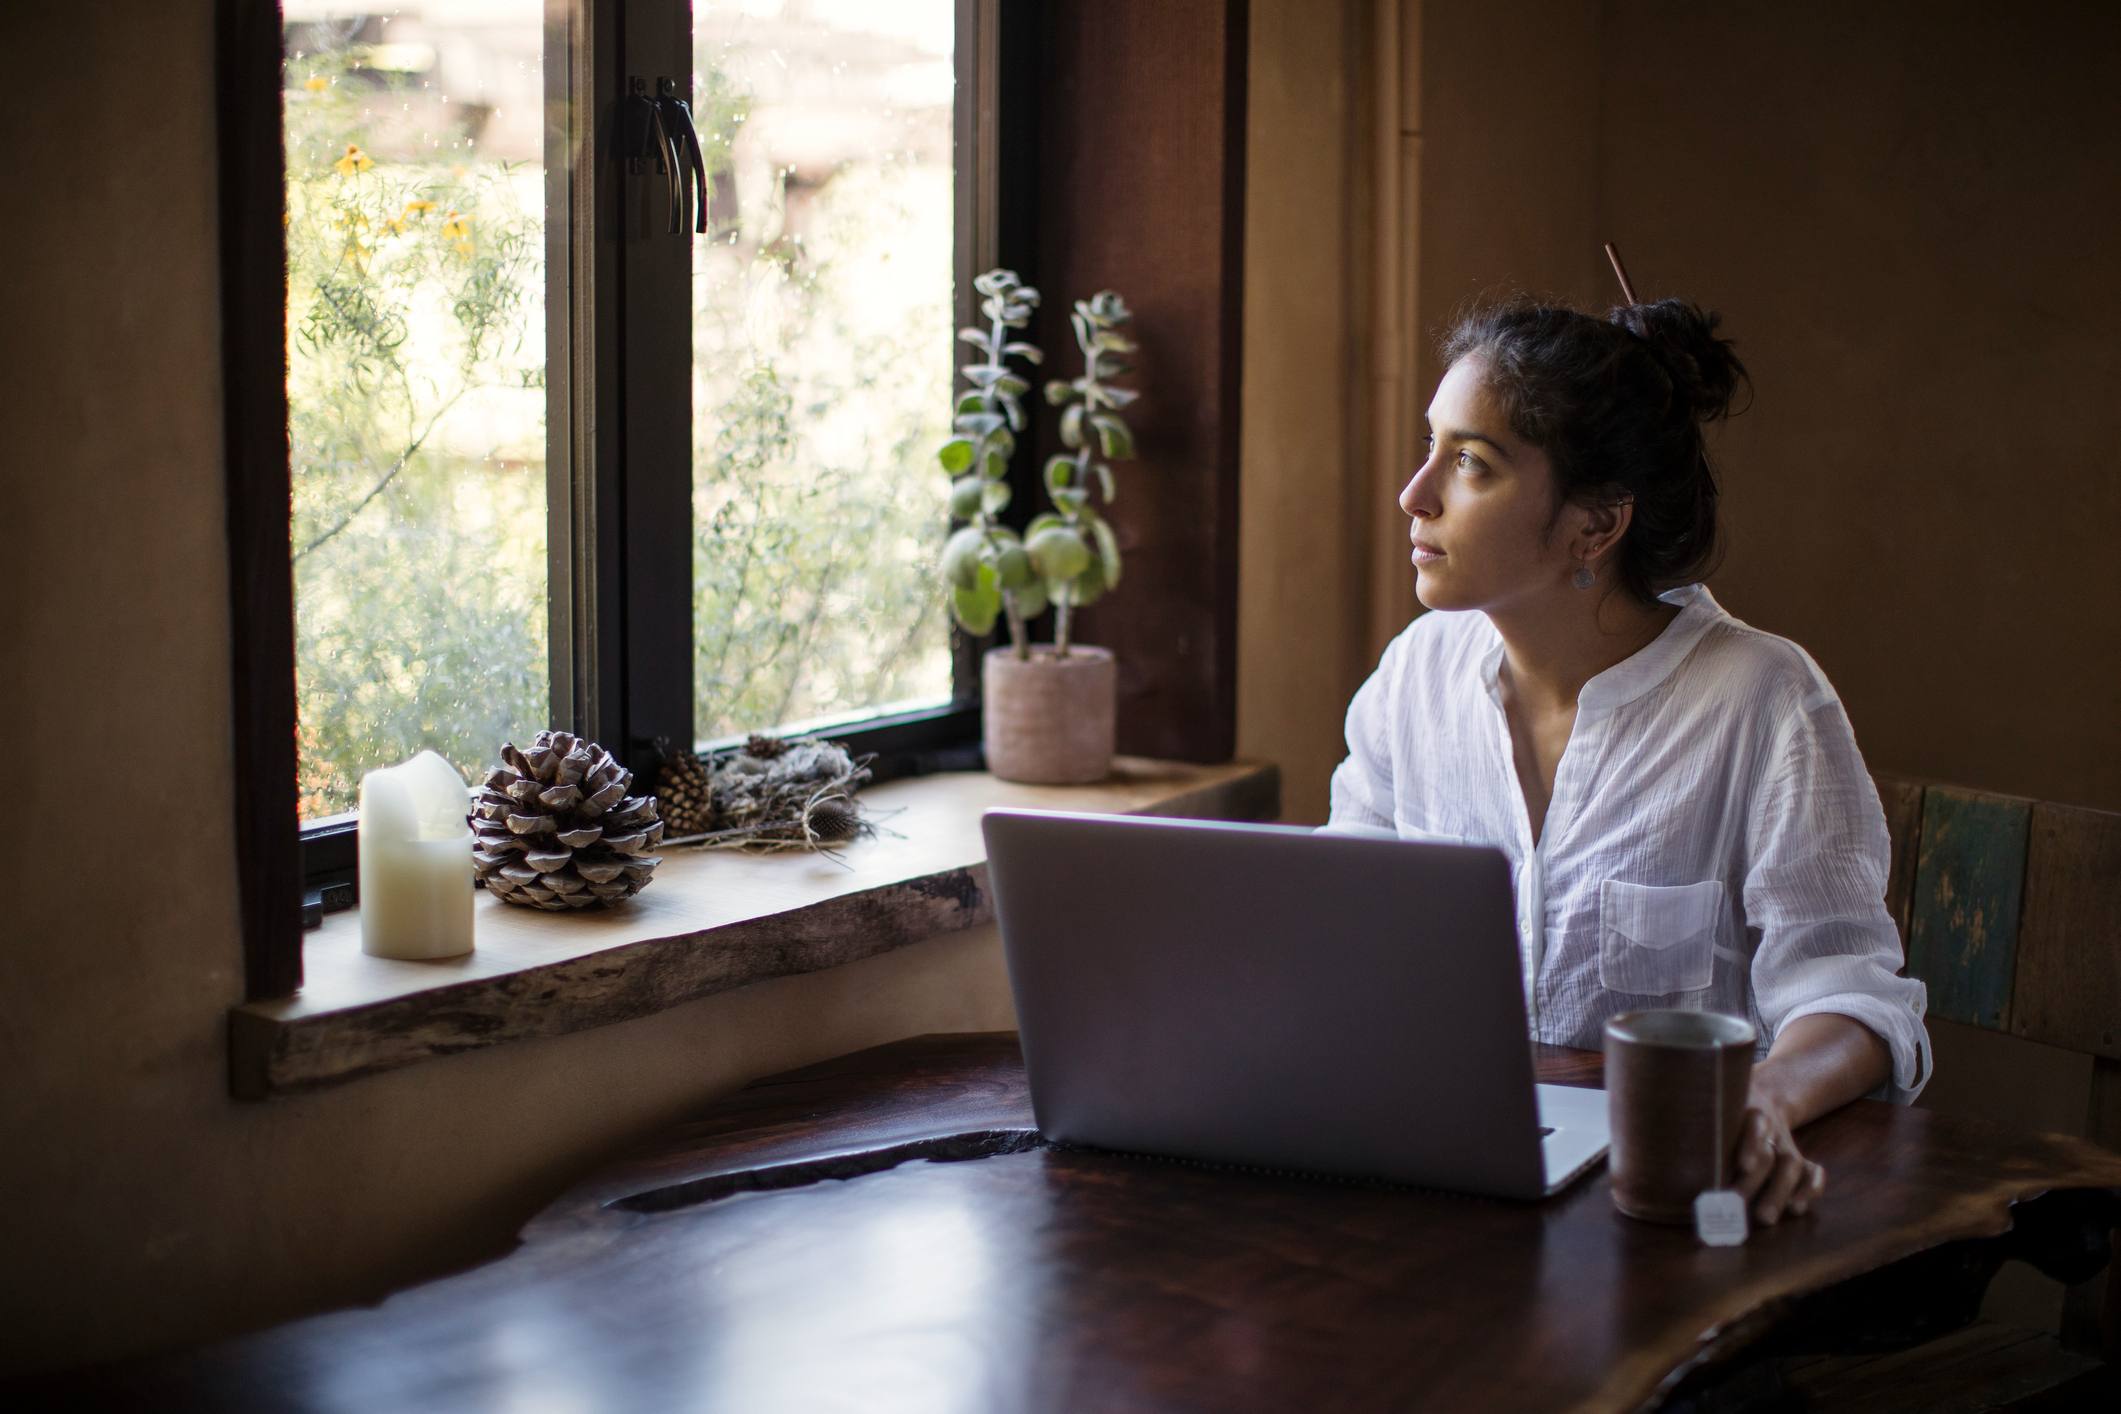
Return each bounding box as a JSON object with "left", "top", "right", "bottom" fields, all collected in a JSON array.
[{"left": 1328, "top": 298, "right": 1930, "bottom": 1226}]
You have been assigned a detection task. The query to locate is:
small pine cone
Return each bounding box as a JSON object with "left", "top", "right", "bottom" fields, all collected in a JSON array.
[
  {"left": 473, "top": 730, "right": 663, "bottom": 911},
  {"left": 744, "top": 733, "right": 790, "bottom": 759},
  {"left": 804, "top": 796, "right": 862, "bottom": 844},
  {"left": 655, "top": 736, "right": 716, "bottom": 834}
]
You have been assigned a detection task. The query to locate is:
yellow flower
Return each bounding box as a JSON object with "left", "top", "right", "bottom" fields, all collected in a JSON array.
[
  {"left": 453, "top": 239, "right": 475, "bottom": 257},
  {"left": 401, "top": 199, "right": 436, "bottom": 219},
  {"left": 440, "top": 210, "right": 471, "bottom": 240},
  {"left": 303, "top": 75, "right": 329, "bottom": 92},
  {"left": 333, "top": 143, "right": 374, "bottom": 177}
]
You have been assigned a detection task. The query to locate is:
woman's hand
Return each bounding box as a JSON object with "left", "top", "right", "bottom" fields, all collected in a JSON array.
[
  {"left": 1728, "top": 1014, "right": 1891, "bottom": 1225},
  {"left": 1732, "top": 1099, "right": 1824, "bottom": 1224}
]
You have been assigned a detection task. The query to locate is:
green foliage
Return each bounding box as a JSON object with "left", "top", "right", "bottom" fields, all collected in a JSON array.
[
  {"left": 1027, "top": 524, "right": 1091, "bottom": 581},
  {"left": 940, "top": 273, "right": 1144, "bottom": 660},
  {"left": 1039, "top": 289, "right": 1139, "bottom": 654},
  {"left": 687, "top": 94, "right": 952, "bottom": 741},
  {"left": 285, "top": 46, "right": 546, "bottom": 817},
  {"left": 940, "top": 269, "right": 1044, "bottom": 655}
]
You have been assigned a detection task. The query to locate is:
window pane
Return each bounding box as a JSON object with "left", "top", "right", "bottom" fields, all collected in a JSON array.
[
  {"left": 284, "top": 3, "right": 550, "bottom": 818},
  {"left": 691, "top": 0, "right": 956, "bottom": 742}
]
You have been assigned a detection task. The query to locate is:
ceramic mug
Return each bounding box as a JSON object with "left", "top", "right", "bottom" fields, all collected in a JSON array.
[{"left": 1603, "top": 1009, "right": 1757, "bottom": 1224}]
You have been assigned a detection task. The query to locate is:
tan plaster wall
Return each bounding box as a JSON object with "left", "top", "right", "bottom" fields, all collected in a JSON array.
[
  {"left": 0, "top": 2, "right": 1013, "bottom": 1375},
  {"left": 1409, "top": 0, "right": 2121, "bottom": 810}
]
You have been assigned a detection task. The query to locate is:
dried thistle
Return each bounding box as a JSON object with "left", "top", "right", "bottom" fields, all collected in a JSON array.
[{"left": 803, "top": 793, "right": 863, "bottom": 845}]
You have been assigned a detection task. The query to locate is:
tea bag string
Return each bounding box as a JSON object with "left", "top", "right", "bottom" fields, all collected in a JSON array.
[{"left": 1710, "top": 1040, "right": 1726, "bottom": 1191}]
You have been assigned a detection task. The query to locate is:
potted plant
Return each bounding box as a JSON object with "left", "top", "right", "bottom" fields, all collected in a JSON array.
[{"left": 941, "top": 271, "right": 1139, "bottom": 783}]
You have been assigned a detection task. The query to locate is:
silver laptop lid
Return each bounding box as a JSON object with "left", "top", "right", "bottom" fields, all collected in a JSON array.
[{"left": 982, "top": 809, "right": 1550, "bottom": 1197}]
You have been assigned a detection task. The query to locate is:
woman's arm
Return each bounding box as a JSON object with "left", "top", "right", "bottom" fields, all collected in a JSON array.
[
  {"left": 1755, "top": 1012, "right": 1893, "bottom": 1127},
  {"left": 1734, "top": 1013, "right": 1892, "bottom": 1223},
  {"left": 1734, "top": 689, "right": 1929, "bottom": 1224}
]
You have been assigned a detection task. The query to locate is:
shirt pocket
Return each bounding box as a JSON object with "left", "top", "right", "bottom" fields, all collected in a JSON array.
[{"left": 1598, "top": 879, "right": 1725, "bottom": 995}]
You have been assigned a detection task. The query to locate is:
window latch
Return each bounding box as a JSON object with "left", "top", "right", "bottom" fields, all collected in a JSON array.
[{"left": 621, "top": 76, "right": 707, "bottom": 236}]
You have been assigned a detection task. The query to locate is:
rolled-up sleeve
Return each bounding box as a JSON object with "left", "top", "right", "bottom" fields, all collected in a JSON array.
[
  {"left": 1743, "top": 695, "right": 1932, "bottom": 1103},
  {"left": 1326, "top": 640, "right": 1399, "bottom": 832}
]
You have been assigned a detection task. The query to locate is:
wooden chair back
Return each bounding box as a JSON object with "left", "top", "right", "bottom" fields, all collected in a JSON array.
[{"left": 1873, "top": 773, "right": 2121, "bottom": 1356}]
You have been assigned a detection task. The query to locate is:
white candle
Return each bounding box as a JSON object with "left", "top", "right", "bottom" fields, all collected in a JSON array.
[{"left": 359, "top": 750, "right": 475, "bottom": 960}]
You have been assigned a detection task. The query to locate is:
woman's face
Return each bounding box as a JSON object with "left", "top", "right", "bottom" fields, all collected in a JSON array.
[{"left": 1400, "top": 356, "right": 1582, "bottom": 614}]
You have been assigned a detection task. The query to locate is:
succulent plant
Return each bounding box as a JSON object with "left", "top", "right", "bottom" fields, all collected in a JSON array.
[
  {"left": 941, "top": 271, "right": 1139, "bottom": 660},
  {"left": 941, "top": 268, "right": 1045, "bottom": 650},
  {"left": 1037, "top": 290, "right": 1136, "bottom": 655}
]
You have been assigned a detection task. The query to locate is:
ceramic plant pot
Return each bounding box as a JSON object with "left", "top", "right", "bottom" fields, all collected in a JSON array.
[{"left": 982, "top": 645, "right": 1117, "bottom": 784}]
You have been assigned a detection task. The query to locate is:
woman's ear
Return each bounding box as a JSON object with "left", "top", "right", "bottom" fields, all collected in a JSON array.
[{"left": 1576, "top": 493, "right": 1635, "bottom": 565}]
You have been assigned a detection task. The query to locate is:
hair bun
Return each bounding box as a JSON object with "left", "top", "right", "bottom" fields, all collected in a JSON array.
[{"left": 1612, "top": 299, "right": 1749, "bottom": 424}]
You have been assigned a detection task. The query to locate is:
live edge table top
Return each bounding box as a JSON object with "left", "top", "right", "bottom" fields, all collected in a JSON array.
[{"left": 27, "top": 1034, "right": 2121, "bottom": 1413}]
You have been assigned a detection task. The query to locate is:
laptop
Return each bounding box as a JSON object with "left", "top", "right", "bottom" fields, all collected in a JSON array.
[{"left": 980, "top": 808, "right": 1609, "bottom": 1200}]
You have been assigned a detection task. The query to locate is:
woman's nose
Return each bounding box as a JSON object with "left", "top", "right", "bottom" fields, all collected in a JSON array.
[{"left": 1400, "top": 455, "right": 1439, "bottom": 520}]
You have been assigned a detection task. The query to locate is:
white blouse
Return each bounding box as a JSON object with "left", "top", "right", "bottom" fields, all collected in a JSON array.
[{"left": 1327, "top": 584, "right": 1931, "bottom": 1101}]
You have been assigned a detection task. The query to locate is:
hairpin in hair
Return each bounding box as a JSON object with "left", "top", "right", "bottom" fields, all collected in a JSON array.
[{"left": 1603, "top": 242, "right": 1640, "bottom": 306}]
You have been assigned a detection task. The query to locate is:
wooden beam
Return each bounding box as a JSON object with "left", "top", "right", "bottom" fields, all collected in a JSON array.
[
  {"left": 1036, "top": 0, "right": 1248, "bottom": 762},
  {"left": 215, "top": 0, "right": 303, "bottom": 999}
]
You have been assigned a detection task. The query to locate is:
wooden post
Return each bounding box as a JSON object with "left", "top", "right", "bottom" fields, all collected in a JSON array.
[{"left": 1038, "top": 0, "right": 1249, "bottom": 763}]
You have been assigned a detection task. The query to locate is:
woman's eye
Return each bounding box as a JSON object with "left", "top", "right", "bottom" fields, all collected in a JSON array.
[{"left": 1456, "top": 448, "right": 1481, "bottom": 472}]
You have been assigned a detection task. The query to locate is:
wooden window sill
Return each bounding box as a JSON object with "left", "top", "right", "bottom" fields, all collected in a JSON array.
[{"left": 230, "top": 758, "right": 1280, "bottom": 1099}]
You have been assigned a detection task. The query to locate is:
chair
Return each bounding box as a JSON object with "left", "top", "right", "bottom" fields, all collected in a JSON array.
[{"left": 1876, "top": 773, "right": 2121, "bottom": 1362}]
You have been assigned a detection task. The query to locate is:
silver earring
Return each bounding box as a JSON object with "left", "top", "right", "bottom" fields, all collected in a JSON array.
[{"left": 1572, "top": 563, "right": 1595, "bottom": 589}]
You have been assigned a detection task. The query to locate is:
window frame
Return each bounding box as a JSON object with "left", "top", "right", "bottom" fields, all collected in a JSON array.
[{"left": 229, "top": 0, "right": 1035, "bottom": 995}]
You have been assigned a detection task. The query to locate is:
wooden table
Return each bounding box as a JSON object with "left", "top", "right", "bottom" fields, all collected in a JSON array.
[{"left": 21, "top": 1034, "right": 2121, "bottom": 1411}]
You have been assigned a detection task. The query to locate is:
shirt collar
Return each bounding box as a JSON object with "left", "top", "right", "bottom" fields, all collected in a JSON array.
[{"left": 1477, "top": 583, "right": 1725, "bottom": 716}]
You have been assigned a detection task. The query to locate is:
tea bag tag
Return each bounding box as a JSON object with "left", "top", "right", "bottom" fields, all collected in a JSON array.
[{"left": 1694, "top": 1189, "right": 1749, "bottom": 1246}]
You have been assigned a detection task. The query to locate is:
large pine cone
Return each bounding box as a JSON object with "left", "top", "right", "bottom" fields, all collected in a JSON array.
[{"left": 473, "top": 731, "right": 664, "bottom": 911}]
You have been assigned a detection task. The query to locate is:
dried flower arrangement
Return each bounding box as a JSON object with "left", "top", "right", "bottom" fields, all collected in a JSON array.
[{"left": 656, "top": 734, "right": 876, "bottom": 854}]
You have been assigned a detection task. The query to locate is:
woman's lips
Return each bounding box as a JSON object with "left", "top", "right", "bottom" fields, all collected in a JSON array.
[{"left": 1411, "top": 542, "right": 1445, "bottom": 564}]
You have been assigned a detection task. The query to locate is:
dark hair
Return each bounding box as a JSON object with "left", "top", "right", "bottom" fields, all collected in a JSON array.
[{"left": 1440, "top": 297, "right": 1749, "bottom": 604}]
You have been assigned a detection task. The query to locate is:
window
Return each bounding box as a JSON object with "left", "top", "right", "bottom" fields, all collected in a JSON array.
[
  {"left": 284, "top": 0, "right": 984, "bottom": 815},
  {"left": 264, "top": 0, "right": 1013, "bottom": 938},
  {"left": 224, "top": 0, "right": 1246, "bottom": 1002}
]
